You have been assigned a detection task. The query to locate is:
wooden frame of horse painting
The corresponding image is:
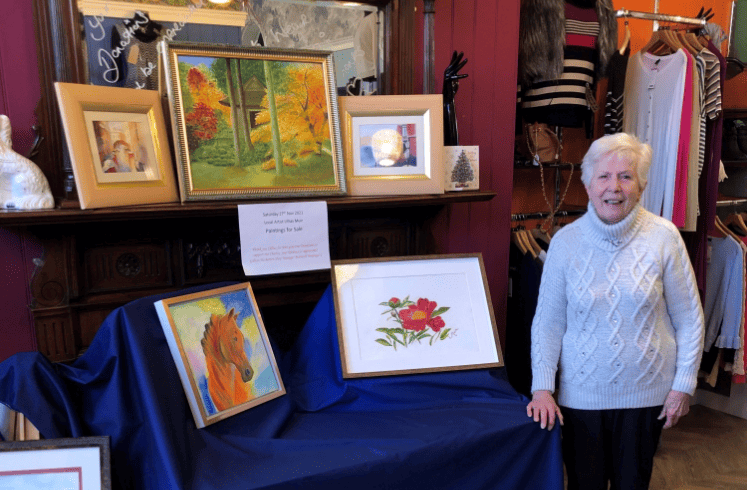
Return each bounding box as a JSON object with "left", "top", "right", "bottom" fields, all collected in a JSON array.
[
  {"left": 162, "top": 41, "right": 346, "bottom": 202},
  {"left": 154, "top": 283, "right": 285, "bottom": 428},
  {"left": 331, "top": 254, "right": 503, "bottom": 378}
]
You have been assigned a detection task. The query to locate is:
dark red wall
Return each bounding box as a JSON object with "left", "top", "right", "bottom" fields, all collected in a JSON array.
[
  {"left": 435, "top": 0, "right": 519, "bottom": 349},
  {"left": 0, "top": 2, "right": 43, "bottom": 361}
]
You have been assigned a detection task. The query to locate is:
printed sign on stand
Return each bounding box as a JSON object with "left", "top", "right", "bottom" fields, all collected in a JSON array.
[{"left": 238, "top": 201, "right": 331, "bottom": 276}]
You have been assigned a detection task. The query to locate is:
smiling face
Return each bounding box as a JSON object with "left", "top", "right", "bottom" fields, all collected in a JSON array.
[{"left": 585, "top": 153, "right": 642, "bottom": 224}]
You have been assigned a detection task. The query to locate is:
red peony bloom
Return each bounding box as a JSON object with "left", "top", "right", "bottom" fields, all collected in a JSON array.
[
  {"left": 429, "top": 316, "right": 445, "bottom": 332},
  {"left": 400, "top": 298, "right": 439, "bottom": 332},
  {"left": 389, "top": 297, "right": 400, "bottom": 305}
]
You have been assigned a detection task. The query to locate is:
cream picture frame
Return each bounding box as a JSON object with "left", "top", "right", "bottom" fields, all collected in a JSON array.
[
  {"left": 55, "top": 82, "right": 179, "bottom": 209},
  {"left": 338, "top": 95, "right": 445, "bottom": 196}
]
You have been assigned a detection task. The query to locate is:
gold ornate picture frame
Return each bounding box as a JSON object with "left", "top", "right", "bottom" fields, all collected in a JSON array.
[
  {"left": 338, "top": 94, "right": 445, "bottom": 196},
  {"left": 162, "top": 41, "right": 346, "bottom": 202},
  {"left": 55, "top": 82, "right": 179, "bottom": 209}
]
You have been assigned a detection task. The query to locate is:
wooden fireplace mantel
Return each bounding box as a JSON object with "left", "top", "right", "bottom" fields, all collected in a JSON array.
[{"left": 1, "top": 192, "right": 495, "bottom": 362}]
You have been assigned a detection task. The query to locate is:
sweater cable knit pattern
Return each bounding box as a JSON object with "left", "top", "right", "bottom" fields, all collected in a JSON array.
[{"left": 531, "top": 202, "right": 705, "bottom": 410}]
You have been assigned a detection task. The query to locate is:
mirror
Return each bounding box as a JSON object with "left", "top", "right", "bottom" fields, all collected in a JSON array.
[{"left": 78, "top": 0, "right": 381, "bottom": 96}]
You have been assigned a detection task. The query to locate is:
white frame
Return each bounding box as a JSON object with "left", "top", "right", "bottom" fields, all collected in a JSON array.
[
  {"left": 331, "top": 254, "right": 503, "bottom": 378},
  {"left": 0, "top": 437, "right": 111, "bottom": 490}
]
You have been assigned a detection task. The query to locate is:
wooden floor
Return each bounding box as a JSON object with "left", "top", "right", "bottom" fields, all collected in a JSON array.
[{"left": 649, "top": 404, "right": 747, "bottom": 490}]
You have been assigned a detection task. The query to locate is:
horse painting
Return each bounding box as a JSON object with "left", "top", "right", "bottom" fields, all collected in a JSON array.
[{"left": 201, "top": 308, "right": 254, "bottom": 412}]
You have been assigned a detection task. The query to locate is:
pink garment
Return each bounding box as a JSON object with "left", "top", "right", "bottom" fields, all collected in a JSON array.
[{"left": 672, "top": 51, "right": 693, "bottom": 228}]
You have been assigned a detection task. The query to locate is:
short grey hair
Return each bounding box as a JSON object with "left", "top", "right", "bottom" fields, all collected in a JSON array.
[{"left": 580, "top": 133, "right": 652, "bottom": 189}]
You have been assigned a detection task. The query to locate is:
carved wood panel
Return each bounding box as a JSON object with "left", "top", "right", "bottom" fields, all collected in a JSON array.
[
  {"left": 33, "top": 307, "right": 76, "bottom": 362},
  {"left": 25, "top": 203, "right": 447, "bottom": 361},
  {"left": 84, "top": 244, "right": 172, "bottom": 293}
]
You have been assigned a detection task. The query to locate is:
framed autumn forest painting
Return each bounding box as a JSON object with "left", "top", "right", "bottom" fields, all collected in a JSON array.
[
  {"left": 162, "top": 41, "right": 346, "bottom": 201},
  {"left": 331, "top": 254, "right": 503, "bottom": 378}
]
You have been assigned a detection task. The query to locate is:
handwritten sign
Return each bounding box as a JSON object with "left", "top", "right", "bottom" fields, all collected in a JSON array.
[
  {"left": 86, "top": 3, "right": 205, "bottom": 87},
  {"left": 238, "top": 201, "right": 331, "bottom": 276}
]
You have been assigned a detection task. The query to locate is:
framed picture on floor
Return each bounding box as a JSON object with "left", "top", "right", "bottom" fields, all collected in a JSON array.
[
  {"left": 331, "top": 254, "right": 503, "bottom": 378},
  {"left": 0, "top": 436, "right": 111, "bottom": 490},
  {"left": 154, "top": 283, "right": 285, "bottom": 428},
  {"left": 162, "top": 41, "right": 346, "bottom": 202}
]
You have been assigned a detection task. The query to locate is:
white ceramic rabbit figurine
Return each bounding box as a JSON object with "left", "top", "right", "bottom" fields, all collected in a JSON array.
[{"left": 0, "top": 114, "right": 54, "bottom": 209}]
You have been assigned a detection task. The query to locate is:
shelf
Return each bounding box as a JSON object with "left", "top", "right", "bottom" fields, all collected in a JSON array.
[
  {"left": 514, "top": 162, "right": 578, "bottom": 169},
  {"left": 722, "top": 160, "right": 747, "bottom": 167},
  {"left": 724, "top": 109, "right": 747, "bottom": 119},
  {"left": 0, "top": 191, "right": 496, "bottom": 227}
]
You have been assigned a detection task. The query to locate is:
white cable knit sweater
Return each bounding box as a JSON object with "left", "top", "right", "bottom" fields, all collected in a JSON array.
[{"left": 530, "top": 202, "right": 705, "bottom": 410}]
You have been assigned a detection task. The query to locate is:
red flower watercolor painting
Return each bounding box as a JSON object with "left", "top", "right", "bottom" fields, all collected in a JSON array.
[{"left": 376, "top": 296, "right": 453, "bottom": 349}]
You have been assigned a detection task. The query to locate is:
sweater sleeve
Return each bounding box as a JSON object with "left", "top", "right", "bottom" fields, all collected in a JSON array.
[
  {"left": 661, "top": 228, "right": 705, "bottom": 395},
  {"left": 530, "top": 234, "right": 569, "bottom": 394}
]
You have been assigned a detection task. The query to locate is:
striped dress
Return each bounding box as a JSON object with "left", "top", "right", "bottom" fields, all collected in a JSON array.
[{"left": 519, "top": 3, "right": 598, "bottom": 133}]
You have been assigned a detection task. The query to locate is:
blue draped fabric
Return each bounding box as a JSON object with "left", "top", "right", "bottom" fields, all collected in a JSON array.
[{"left": 0, "top": 282, "right": 562, "bottom": 489}]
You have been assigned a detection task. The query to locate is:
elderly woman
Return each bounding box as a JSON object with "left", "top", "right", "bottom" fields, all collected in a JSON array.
[{"left": 526, "top": 133, "right": 704, "bottom": 490}]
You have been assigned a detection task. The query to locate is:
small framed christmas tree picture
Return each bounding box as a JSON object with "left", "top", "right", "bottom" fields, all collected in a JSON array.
[{"left": 444, "top": 146, "right": 479, "bottom": 191}]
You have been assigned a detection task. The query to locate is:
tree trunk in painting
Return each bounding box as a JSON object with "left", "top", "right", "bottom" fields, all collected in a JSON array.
[
  {"left": 264, "top": 60, "right": 283, "bottom": 176},
  {"left": 224, "top": 58, "right": 241, "bottom": 166},
  {"left": 235, "top": 60, "right": 253, "bottom": 151}
]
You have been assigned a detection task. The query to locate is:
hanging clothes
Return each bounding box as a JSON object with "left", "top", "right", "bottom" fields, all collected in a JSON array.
[
  {"left": 623, "top": 49, "right": 688, "bottom": 221},
  {"left": 671, "top": 52, "right": 694, "bottom": 229},
  {"left": 517, "top": 0, "right": 617, "bottom": 136},
  {"left": 684, "top": 38, "right": 726, "bottom": 303},
  {"left": 703, "top": 234, "right": 744, "bottom": 353},
  {"left": 604, "top": 47, "right": 629, "bottom": 135},
  {"left": 520, "top": 2, "right": 599, "bottom": 132},
  {"left": 506, "top": 242, "right": 544, "bottom": 397}
]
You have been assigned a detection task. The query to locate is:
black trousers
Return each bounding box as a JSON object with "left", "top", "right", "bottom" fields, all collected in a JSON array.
[{"left": 560, "top": 406, "right": 665, "bottom": 490}]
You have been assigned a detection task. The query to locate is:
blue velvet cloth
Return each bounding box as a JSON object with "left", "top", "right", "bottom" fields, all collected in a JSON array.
[{"left": 0, "top": 282, "right": 562, "bottom": 489}]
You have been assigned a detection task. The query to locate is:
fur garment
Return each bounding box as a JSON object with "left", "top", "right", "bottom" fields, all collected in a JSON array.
[{"left": 518, "top": 0, "right": 617, "bottom": 86}]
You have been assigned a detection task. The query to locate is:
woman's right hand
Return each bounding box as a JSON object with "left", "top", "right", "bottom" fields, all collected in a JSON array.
[{"left": 527, "top": 390, "right": 564, "bottom": 431}]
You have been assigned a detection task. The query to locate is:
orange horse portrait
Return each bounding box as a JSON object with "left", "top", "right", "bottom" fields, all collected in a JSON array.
[{"left": 201, "top": 308, "right": 254, "bottom": 412}]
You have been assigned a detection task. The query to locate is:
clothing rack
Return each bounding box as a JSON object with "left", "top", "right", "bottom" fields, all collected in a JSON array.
[
  {"left": 716, "top": 198, "right": 747, "bottom": 207},
  {"left": 615, "top": 9, "right": 707, "bottom": 29},
  {"left": 511, "top": 209, "right": 586, "bottom": 221}
]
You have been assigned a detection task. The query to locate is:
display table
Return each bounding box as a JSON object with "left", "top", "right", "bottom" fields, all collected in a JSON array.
[{"left": 0, "top": 282, "right": 562, "bottom": 489}]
